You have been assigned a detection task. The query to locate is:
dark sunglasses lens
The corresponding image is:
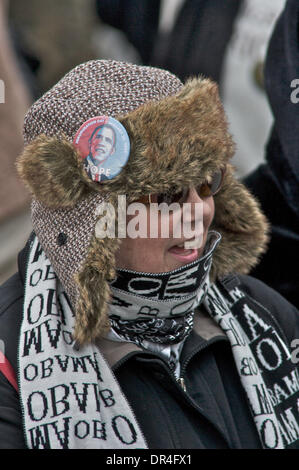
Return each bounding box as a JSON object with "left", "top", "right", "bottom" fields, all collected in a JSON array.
[
  {"left": 210, "top": 169, "right": 224, "bottom": 194},
  {"left": 198, "top": 169, "right": 224, "bottom": 198},
  {"left": 157, "top": 188, "right": 188, "bottom": 204},
  {"left": 151, "top": 169, "right": 224, "bottom": 204}
]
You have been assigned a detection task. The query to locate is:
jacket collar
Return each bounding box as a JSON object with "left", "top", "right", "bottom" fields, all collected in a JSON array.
[{"left": 97, "top": 307, "right": 226, "bottom": 369}]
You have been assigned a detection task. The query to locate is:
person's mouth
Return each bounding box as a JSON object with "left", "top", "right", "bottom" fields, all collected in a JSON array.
[{"left": 168, "top": 240, "right": 199, "bottom": 263}]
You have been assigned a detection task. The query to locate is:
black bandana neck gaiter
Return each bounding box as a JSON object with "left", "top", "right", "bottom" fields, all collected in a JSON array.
[{"left": 108, "top": 231, "right": 221, "bottom": 345}]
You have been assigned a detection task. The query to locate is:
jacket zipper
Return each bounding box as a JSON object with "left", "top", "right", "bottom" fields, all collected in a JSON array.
[
  {"left": 166, "top": 337, "right": 232, "bottom": 445},
  {"left": 113, "top": 337, "right": 231, "bottom": 446},
  {"left": 180, "top": 335, "right": 228, "bottom": 380},
  {"left": 176, "top": 336, "right": 229, "bottom": 394},
  {"left": 176, "top": 377, "right": 187, "bottom": 392}
]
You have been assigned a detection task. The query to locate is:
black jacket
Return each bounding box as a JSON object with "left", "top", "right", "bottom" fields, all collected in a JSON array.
[{"left": 0, "top": 238, "right": 299, "bottom": 449}]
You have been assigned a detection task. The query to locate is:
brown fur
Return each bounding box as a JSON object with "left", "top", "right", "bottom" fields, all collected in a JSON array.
[
  {"left": 74, "top": 235, "right": 121, "bottom": 344},
  {"left": 16, "top": 135, "right": 93, "bottom": 208},
  {"left": 17, "top": 77, "right": 269, "bottom": 344},
  {"left": 18, "top": 78, "right": 235, "bottom": 207},
  {"left": 114, "top": 77, "right": 235, "bottom": 198},
  {"left": 211, "top": 165, "right": 269, "bottom": 280}
]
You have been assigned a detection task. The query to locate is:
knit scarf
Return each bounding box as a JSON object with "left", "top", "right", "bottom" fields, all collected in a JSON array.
[
  {"left": 19, "top": 234, "right": 297, "bottom": 449},
  {"left": 107, "top": 231, "right": 220, "bottom": 376},
  {"left": 19, "top": 235, "right": 147, "bottom": 449},
  {"left": 108, "top": 232, "right": 220, "bottom": 332},
  {"left": 203, "top": 281, "right": 298, "bottom": 449}
]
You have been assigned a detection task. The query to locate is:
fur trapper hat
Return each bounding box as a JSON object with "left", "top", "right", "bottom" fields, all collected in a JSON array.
[{"left": 17, "top": 60, "right": 269, "bottom": 344}]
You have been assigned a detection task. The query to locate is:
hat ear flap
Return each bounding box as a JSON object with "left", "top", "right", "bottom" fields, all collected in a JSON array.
[
  {"left": 17, "top": 135, "right": 92, "bottom": 208},
  {"left": 73, "top": 235, "right": 120, "bottom": 345}
]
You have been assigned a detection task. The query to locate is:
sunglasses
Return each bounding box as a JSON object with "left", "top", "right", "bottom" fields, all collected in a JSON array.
[{"left": 137, "top": 167, "right": 226, "bottom": 205}]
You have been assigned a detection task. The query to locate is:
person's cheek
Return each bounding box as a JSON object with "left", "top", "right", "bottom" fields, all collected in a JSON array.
[{"left": 204, "top": 197, "right": 215, "bottom": 228}]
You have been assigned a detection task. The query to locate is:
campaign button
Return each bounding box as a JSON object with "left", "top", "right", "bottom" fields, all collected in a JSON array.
[{"left": 73, "top": 116, "right": 130, "bottom": 182}]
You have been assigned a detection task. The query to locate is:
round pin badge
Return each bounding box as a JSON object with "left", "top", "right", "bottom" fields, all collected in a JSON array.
[{"left": 73, "top": 116, "right": 130, "bottom": 182}]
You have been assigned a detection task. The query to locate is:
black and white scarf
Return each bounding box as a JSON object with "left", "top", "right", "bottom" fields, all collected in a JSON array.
[
  {"left": 203, "top": 280, "right": 299, "bottom": 449},
  {"left": 107, "top": 232, "right": 220, "bottom": 376},
  {"left": 19, "top": 234, "right": 298, "bottom": 449},
  {"left": 19, "top": 236, "right": 147, "bottom": 449}
]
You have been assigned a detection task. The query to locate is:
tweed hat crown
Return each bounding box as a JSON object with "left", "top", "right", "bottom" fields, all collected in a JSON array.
[{"left": 17, "top": 59, "right": 268, "bottom": 344}]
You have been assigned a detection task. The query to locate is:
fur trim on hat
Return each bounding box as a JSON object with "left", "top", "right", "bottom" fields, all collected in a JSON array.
[
  {"left": 17, "top": 135, "right": 93, "bottom": 208},
  {"left": 211, "top": 165, "right": 269, "bottom": 280},
  {"left": 74, "top": 235, "right": 121, "bottom": 344},
  {"left": 18, "top": 77, "right": 234, "bottom": 205}
]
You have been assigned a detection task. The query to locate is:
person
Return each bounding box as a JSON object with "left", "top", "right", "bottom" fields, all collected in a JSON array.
[
  {"left": 243, "top": 0, "right": 299, "bottom": 309},
  {"left": 0, "top": 59, "right": 298, "bottom": 450},
  {"left": 84, "top": 124, "right": 116, "bottom": 181}
]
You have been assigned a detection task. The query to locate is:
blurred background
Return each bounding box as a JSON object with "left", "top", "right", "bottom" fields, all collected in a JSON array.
[{"left": 0, "top": 0, "right": 285, "bottom": 284}]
